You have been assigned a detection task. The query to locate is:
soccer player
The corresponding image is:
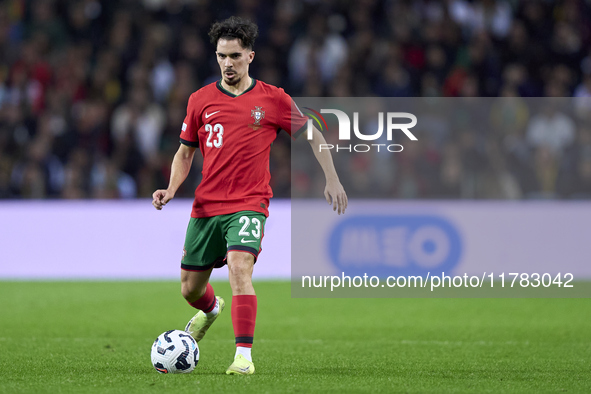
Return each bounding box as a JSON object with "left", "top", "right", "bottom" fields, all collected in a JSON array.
[{"left": 152, "top": 16, "right": 347, "bottom": 375}]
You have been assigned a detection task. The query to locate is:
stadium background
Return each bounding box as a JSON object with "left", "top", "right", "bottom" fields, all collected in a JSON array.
[{"left": 1, "top": 0, "right": 591, "bottom": 200}]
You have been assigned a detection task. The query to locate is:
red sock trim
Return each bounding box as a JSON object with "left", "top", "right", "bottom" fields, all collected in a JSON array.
[
  {"left": 231, "top": 295, "right": 257, "bottom": 348},
  {"left": 188, "top": 283, "right": 216, "bottom": 313}
]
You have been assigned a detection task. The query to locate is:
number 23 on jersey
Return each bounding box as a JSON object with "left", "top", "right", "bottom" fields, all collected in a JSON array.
[{"left": 205, "top": 123, "right": 224, "bottom": 148}]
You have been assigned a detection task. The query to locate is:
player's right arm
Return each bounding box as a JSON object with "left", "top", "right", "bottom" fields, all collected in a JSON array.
[
  {"left": 152, "top": 144, "right": 196, "bottom": 210},
  {"left": 153, "top": 91, "right": 202, "bottom": 210}
]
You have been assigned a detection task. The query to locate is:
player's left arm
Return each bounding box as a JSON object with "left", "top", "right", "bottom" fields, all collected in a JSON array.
[{"left": 307, "top": 125, "right": 348, "bottom": 215}]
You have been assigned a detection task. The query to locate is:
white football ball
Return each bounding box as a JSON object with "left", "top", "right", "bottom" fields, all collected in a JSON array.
[{"left": 151, "top": 330, "right": 199, "bottom": 374}]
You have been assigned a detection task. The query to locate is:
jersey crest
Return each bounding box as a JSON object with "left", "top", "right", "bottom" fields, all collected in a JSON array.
[{"left": 250, "top": 106, "right": 265, "bottom": 130}]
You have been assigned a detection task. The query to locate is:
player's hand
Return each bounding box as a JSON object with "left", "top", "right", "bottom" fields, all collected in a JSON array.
[
  {"left": 324, "top": 179, "right": 348, "bottom": 215},
  {"left": 152, "top": 189, "right": 174, "bottom": 210}
]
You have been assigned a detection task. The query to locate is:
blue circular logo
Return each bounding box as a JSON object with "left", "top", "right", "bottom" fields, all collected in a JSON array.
[{"left": 328, "top": 215, "right": 462, "bottom": 277}]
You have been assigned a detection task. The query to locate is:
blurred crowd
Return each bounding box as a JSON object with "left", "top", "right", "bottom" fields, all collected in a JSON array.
[
  {"left": 292, "top": 97, "right": 591, "bottom": 199},
  {"left": 1, "top": 0, "right": 591, "bottom": 200}
]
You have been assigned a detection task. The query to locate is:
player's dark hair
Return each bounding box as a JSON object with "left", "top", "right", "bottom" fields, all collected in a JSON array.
[{"left": 208, "top": 16, "right": 259, "bottom": 50}]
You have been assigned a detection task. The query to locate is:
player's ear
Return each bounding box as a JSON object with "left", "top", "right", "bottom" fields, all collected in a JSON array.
[{"left": 248, "top": 51, "right": 255, "bottom": 64}]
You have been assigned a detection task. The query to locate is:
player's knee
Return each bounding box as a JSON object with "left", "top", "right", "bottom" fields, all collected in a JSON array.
[
  {"left": 228, "top": 263, "right": 253, "bottom": 287},
  {"left": 180, "top": 280, "right": 206, "bottom": 302},
  {"left": 228, "top": 263, "right": 250, "bottom": 280},
  {"left": 228, "top": 257, "right": 253, "bottom": 277}
]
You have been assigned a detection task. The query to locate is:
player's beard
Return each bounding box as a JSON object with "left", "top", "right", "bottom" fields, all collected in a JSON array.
[
  {"left": 224, "top": 75, "right": 241, "bottom": 86},
  {"left": 223, "top": 69, "right": 240, "bottom": 86}
]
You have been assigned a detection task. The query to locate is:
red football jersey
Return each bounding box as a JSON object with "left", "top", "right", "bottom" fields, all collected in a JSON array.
[{"left": 179, "top": 79, "right": 307, "bottom": 218}]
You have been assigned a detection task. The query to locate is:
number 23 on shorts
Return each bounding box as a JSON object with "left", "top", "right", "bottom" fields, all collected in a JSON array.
[
  {"left": 225, "top": 211, "right": 266, "bottom": 253},
  {"left": 237, "top": 214, "right": 263, "bottom": 244}
]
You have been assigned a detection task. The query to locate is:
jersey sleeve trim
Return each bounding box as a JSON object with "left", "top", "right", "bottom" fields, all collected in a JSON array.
[
  {"left": 291, "top": 122, "right": 308, "bottom": 140},
  {"left": 180, "top": 138, "right": 199, "bottom": 147}
]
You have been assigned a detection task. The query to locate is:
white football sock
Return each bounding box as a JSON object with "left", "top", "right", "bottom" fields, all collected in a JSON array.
[
  {"left": 235, "top": 346, "right": 252, "bottom": 362},
  {"left": 205, "top": 299, "right": 219, "bottom": 318}
]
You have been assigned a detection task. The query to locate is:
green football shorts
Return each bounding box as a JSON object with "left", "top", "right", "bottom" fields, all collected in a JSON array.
[{"left": 181, "top": 211, "right": 266, "bottom": 271}]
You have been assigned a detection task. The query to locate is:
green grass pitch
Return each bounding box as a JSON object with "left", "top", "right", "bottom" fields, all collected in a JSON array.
[{"left": 0, "top": 281, "right": 589, "bottom": 393}]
